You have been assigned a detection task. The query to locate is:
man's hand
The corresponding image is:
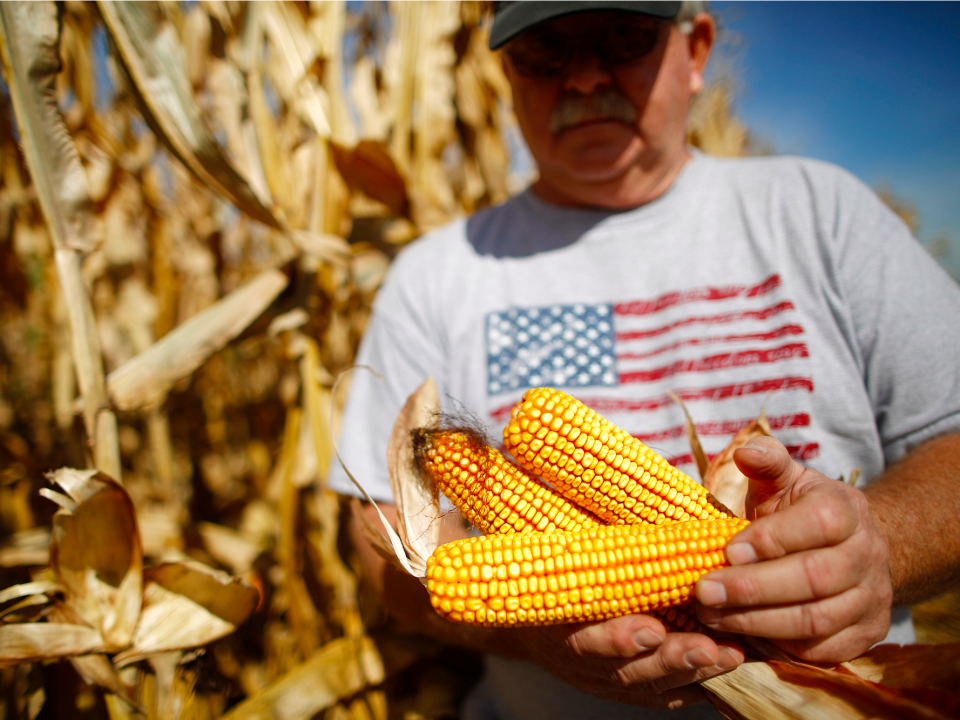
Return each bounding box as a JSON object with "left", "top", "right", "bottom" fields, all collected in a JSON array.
[
  {"left": 513, "top": 615, "right": 744, "bottom": 708},
  {"left": 354, "top": 502, "right": 743, "bottom": 706},
  {"left": 695, "top": 436, "right": 893, "bottom": 661}
]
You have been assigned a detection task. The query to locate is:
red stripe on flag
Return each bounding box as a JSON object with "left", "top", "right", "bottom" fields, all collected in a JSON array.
[
  {"left": 614, "top": 275, "right": 781, "bottom": 316},
  {"left": 488, "top": 376, "right": 815, "bottom": 423},
  {"left": 634, "top": 413, "right": 810, "bottom": 443},
  {"left": 787, "top": 443, "right": 821, "bottom": 461},
  {"left": 665, "top": 443, "right": 819, "bottom": 468},
  {"left": 615, "top": 302, "right": 796, "bottom": 342},
  {"left": 617, "top": 324, "right": 805, "bottom": 361},
  {"left": 619, "top": 343, "right": 810, "bottom": 384}
]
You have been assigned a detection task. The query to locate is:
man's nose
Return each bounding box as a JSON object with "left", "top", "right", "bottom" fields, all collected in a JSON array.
[{"left": 562, "top": 46, "right": 613, "bottom": 95}]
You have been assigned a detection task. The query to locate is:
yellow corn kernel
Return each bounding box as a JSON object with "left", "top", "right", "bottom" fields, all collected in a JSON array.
[
  {"left": 503, "top": 388, "right": 730, "bottom": 526},
  {"left": 425, "top": 519, "right": 748, "bottom": 626},
  {"left": 415, "top": 429, "right": 604, "bottom": 535}
]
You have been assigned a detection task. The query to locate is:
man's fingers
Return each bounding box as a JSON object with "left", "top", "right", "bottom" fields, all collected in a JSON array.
[
  {"left": 773, "top": 621, "right": 892, "bottom": 664},
  {"left": 697, "top": 585, "right": 876, "bottom": 639},
  {"left": 697, "top": 543, "right": 866, "bottom": 608},
  {"left": 556, "top": 614, "right": 667, "bottom": 658},
  {"left": 603, "top": 633, "right": 744, "bottom": 693},
  {"left": 721, "top": 485, "right": 860, "bottom": 566}
]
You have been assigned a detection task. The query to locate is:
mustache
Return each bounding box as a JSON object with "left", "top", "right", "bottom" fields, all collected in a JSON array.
[{"left": 548, "top": 89, "right": 639, "bottom": 134}]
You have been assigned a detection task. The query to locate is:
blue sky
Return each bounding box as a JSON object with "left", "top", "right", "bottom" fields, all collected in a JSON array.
[{"left": 710, "top": 1, "right": 960, "bottom": 276}]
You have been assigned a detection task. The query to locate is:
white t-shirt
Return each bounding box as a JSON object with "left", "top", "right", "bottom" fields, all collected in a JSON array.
[{"left": 330, "top": 151, "right": 960, "bottom": 719}]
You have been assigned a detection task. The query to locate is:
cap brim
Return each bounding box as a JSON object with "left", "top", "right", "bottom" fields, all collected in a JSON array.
[{"left": 489, "top": 1, "right": 681, "bottom": 50}]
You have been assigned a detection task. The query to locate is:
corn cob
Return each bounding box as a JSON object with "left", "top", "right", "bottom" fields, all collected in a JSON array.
[
  {"left": 504, "top": 388, "right": 730, "bottom": 526},
  {"left": 413, "top": 427, "right": 604, "bottom": 535},
  {"left": 426, "top": 518, "right": 748, "bottom": 626}
]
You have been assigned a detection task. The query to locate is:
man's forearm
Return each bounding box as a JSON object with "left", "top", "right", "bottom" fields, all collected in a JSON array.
[{"left": 864, "top": 433, "right": 960, "bottom": 605}]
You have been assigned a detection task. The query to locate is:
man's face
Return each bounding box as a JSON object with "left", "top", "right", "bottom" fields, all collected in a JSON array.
[{"left": 502, "top": 10, "right": 714, "bottom": 208}]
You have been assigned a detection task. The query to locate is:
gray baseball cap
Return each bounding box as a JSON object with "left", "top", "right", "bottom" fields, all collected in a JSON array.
[{"left": 489, "top": 2, "right": 682, "bottom": 50}]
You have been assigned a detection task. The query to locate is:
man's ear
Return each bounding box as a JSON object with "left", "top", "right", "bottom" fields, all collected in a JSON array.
[{"left": 688, "top": 12, "right": 716, "bottom": 95}]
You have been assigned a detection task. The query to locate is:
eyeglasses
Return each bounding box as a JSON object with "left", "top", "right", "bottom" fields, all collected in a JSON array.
[{"left": 505, "top": 18, "right": 670, "bottom": 79}]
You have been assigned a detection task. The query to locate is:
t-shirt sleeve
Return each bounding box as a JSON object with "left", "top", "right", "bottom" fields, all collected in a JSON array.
[
  {"left": 326, "top": 240, "right": 449, "bottom": 502},
  {"left": 832, "top": 171, "right": 960, "bottom": 464}
]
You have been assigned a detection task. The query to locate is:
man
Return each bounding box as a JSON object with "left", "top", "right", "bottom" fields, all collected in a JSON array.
[{"left": 330, "top": 2, "right": 960, "bottom": 717}]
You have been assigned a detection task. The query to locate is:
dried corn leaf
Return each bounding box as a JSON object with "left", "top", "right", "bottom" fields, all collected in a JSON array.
[
  {"left": 312, "top": 1, "right": 353, "bottom": 144},
  {"left": 349, "top": 497, "right": 402, "bottom": 567},
  {"left": 387, "top": 376, "right": 441, "bottom": 569},
  {"left": 106, "top": 268, "right": 288, "bottom": 411},
  {"left": 332, "top": 372, "right": 427, "bottom": 579},
  {"left": 0, "top": 527, "right": 51, "bottom": 567},
  {"left": 298, "top": 339, "right": 361, "bottom": 632},
  {"left": 0, "top": 3, "right": 98, "bottom": 255},
  {"left": 288, "top": 229, "right": 350, "bottom": 264},
  {"left": 349, "top": 56, "right": 390, "bottom": 141},
  {"left": 667, "top": 390, "right": 709, "bottom": 480},
  {"left": 268, "top": 308, "right": 310, "bottom": 337},
  {"left": 200, "top": 0, "right": 233, "bottom": 33},
  {"left": 844, "top": 642, "right": 960, "bottom": 693},
  {"left": 704, "top": 651, "right": 960, "bottom": 720},
  {"left": 330, "top": 141, "right": 409, "bottom": 218},
  {"left": 0, "top": 580, "right": 60, "bottom": 605},
  {"left": 112, "top": 581, "right": 235, "bottom": 667},
  {"left": 221, "top": 636, "right": 384, "bottom": 720},
  {"left": 45, "top": 605, "right": 139, "bottom": 705},
  {"left": 0, "top": 623, "right": 106, "bottom": 668},
  {"left": 386, "top": 1, "right": 419, "bottom": 174},
  {"left": 702, "top": 413, "right": 773, "bottom": 519},
  {"left": 198, "top": 522, "right": 263, "bottom": 575},
  {"left": 246, "top": 66, "right": 286, "bottom": 208},
  {"left": 0, "top": 595, "right": 51, "bottom": 621},
  {"left": 0, "top": 1, "right": 120, "bottom": 478},
  {"left": 97, "top": 0, "right": 285, "bottom": 229},
  {"left": 182, "top": 4, "right": 210, "bottom": 88},
  {"left": 145, "top": 560, "right": 259, "bottom": 628},
  {"left": 47, "top": 468, "right": 143, "bottom": 649},
  {"left": 70, "top": 653, "right": 138, "bottom": 705},
  {"left": 260, "top": 1, "right": 331, "bottom": 139}
]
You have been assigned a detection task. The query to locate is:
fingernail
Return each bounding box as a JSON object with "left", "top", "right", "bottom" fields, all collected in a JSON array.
[
  {"left": 633, "top": 627, "right": 664, "bottom": 651},
  {"left": 717, "top": 647, "right": 741, "bottom": 669},
  {"left": 699, "top": 606, "right": 721, "bottom": 625},
  {"left": 726, "top": 542, "right": 758, "bottom": 565},
  {"left": 697, "top": 579, "right": 727, "bottom": 606},
  {"left": 684, "top": 647, "right": 714, "bottom": 669},
  {"left": 741, "top": 440, "right": 767, "bottom": 454}
]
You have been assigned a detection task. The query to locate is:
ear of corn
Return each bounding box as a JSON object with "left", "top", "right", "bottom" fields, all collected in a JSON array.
[
  {"left": 426, "top": 519, "right": 748, "bottom": 626},
  {"left": 503, "top": 388, "right": 730, "bottom": 526},
  {"left": 414, "top": 428, "right": 605, "bottom": 535}
]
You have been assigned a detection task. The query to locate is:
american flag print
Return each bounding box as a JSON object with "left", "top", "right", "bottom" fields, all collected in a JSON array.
[{"left": 485, "top": 274, "right": 819, "bottom": 472}]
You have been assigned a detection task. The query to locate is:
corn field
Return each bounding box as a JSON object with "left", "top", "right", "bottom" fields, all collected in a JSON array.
[{"left": 0, "top": 2, "right": 956, "bottom": 719}]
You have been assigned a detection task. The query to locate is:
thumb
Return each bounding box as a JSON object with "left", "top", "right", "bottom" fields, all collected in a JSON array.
[{"left": 733, "top": 435, "right": 804, "bottom": 518}]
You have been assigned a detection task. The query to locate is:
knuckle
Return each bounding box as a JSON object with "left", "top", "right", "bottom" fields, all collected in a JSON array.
[
  {"left": 810, "top": 497, "right": 852, "bottom": 544},
  {"left": 800, "top": 551, "right": 838, "bottom": 597},
  {"left": 799, "top": 602, "right": 838, "bottom": 638},
  {"left": 749, "top": 523, "right": 786, "bottom": 559},
  {"left": 715, "top": 611, "right": 749, "bottom": 634},
  {"left": 730, "top": 573, "right": 765, "bottom": 605},
  {"left": 612, "top": 633, "right": 638, "bottom": 658}
]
